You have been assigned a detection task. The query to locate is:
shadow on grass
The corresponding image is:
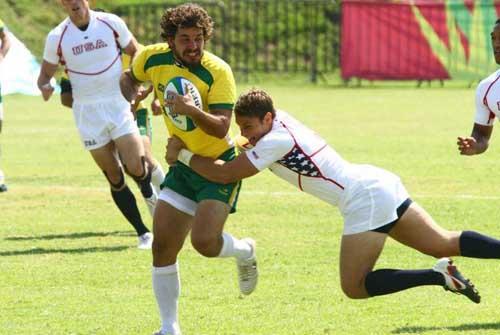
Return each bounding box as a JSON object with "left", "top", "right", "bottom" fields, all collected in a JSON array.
[
  {"left": 5, "top": 230, "right": 135, "bottom": 241},
  {"left": 392, "top": 322, "right": 500, "bottom": 334},
  {"left": 0, "top": 245, "right": 131, "bottom": 256}
]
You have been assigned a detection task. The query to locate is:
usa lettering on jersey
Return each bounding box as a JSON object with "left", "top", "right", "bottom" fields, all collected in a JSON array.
[{"left": 72, "top": 39, "right": 108, "bottom": 55}]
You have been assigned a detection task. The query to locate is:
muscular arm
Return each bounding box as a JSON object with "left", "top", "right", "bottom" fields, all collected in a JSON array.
[
  {"left": 120, "top": 70, "right": 141, "bottom": 102},
  {"left": 190, "top": 108, "right": 231, "bottom": 139},
  {"left": 166, "top": 135, "right": 260, "bottom": 183},
  {"left": 189, "top": 153, "right": 259, "bottom": 184},
  {"left": 122, "top": 37, "right": 139, "bottom": 59},
  {"left": 457, "top": 123, "right": 493, "bottom": 155},
  {"left": 0, "top": 30, "right": 11, "bottom": 61},
  {"left": 166, "top": 92, "right": 232, "bottom": 138},
  {"left": 37, "top": 60, "right": 58, "bottom": 101},
  {"left": 165, "top": 136, "right": 259, "bottom": 184}
]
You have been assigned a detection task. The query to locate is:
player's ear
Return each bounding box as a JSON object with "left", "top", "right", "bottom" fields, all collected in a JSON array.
[
  {"left": 263, "top": 111, "right": 273, "bottom": 124},
  {"left": 166, "top": 37, "right": 175, "bottom": 49}
]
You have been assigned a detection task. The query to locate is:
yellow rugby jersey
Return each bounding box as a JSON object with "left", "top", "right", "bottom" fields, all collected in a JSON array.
[{"left": 131, "top": 43, "right": 236, "bottom": 159}]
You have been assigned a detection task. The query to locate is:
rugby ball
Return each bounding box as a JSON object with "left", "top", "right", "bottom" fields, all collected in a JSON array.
[{"left": 163, "top": 77, "right": 203, "bottom": 131}]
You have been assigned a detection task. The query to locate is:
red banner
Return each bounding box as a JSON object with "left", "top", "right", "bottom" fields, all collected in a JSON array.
[{"left": 341, "top": 0, "right": 500, "bottom": 81}]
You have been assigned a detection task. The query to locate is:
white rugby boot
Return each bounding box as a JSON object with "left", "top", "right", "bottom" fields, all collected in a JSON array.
[
  {"left": 152, "top": 325, "right": 180, "bottom": 335},
  {"left": 237, "top": 238, "right": 258, "bottom": 295},
  {"left": 433, "top": 257, "right": 480, "bottom": 304}
]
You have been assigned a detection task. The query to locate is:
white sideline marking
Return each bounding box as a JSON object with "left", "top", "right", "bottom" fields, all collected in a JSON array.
[{"left": 20, "top": 186, "right": 500, "bottom": 200}]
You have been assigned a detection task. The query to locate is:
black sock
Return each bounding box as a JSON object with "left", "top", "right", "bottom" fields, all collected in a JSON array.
[
  {"left": 460, "top": 230, "right": 500, "bottom": 259},
  {"left": 111, "top": 186, "right": 149, "bottom": 236},
  {"left": 133, "top": 166, "right": 153, "bottom": 199},
  {"left": 365, "top": 269, "right": 444, "bottom": 297}
]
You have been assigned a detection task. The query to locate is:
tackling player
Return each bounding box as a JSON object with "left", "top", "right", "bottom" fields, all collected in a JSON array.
[{"left": 168, "top": 88, "right": 500, "bottom": 304}]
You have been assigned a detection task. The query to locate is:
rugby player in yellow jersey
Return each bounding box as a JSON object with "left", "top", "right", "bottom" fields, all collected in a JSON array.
[
  {"left": 0, "top": 18, "right": 11, "bottom": 192},
  {"left": 120, "top": 4, "right": 257, "bottom": 335},
  {"left": 59, "top": 48, "right": 166, "bottom": 201}
]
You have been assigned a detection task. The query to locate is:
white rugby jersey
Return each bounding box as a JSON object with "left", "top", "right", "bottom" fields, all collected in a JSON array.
[
  {"left": 245, "top": 110, "right": 353, "bottom": 209},
  {"left": 474, "top": 69, "right": 500, "bottom": 126},
  {"left": 43, "top": 10, "right": 132, "bottom": 103}
]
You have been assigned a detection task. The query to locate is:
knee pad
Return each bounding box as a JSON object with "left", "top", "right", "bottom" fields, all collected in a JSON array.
[
  {"left": 103, "top": 168, "right": 125, "bottom": 190},
  {"left": 125, "top": 156, "right": 149, "bottom": 182}
]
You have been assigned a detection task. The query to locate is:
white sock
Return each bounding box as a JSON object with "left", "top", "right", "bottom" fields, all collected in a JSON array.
[
  {"left": 152, "top": 263, "right": 182, "bottom": 335},
  {"left": 151, "top": 164, "right": 165, "bottom": 195},
  {"left": 218, "top": 232, "right": 252, "bottom": 260}
]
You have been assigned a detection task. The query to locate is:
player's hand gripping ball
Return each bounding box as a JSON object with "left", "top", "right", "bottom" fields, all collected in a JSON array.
[{"left": 163, "top": 77, "right": 203, "bottom": 131}]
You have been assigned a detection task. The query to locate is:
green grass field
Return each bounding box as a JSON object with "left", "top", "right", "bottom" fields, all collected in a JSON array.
[{"left": 2, "top": 85, "right": 500, "bottom": 335}]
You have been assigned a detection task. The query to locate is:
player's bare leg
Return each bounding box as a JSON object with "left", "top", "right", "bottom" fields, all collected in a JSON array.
[
  {"left": 115, "top": 133, "right": 158, "bottom": 217},
  {"left": 190, "top": 200, "right": 229, "bottom": 257},
  {"left": 338, "top": 202, "right": 486, "bottom": 303},
  {"left": 389, "top": 202, "right": 479, "bottom": 302},
  {"left": 339, "top": 231, "right": 387, "bottom": 298},
  {"left": 340, "top": 215, "right": 465, "bottom": 301},
  {"left": 191, "top": 200, "right": 257, "bottom": 295},
  {"left": 389, "top": 202, "right": 460, "bottom": 257},
  {"left": 90, "top": 141, "right": 151, "bottom": 248}
]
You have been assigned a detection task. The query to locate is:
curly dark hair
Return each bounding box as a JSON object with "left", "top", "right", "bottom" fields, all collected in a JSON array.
[
  {"left": 160, "top": 3, "right": 214, "bottom": 41},
  {"left": 235, "top": 89, "right": 276, "bottom": 120}
]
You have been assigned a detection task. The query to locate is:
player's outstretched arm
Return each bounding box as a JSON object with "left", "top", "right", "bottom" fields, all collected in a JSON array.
[
  {"left": 166, "top": 136, "right": 259, "bottom": 184},
  {"left": 457, "top": 123, "right": 493, "bottom": 155},
  {"left": 37, "top": 60, "right": 58, "bottom": 101}
]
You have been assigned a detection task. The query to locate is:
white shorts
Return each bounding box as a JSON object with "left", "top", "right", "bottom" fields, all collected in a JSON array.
[
  {"left": 72, "top": 95, "right": 139, "bottom": 150},
  {"left": 158, "top": 187, "right": 197, "bottom": 217},
  {"left": 341, "top": 165, "right": 410, "bottom": 235}
]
